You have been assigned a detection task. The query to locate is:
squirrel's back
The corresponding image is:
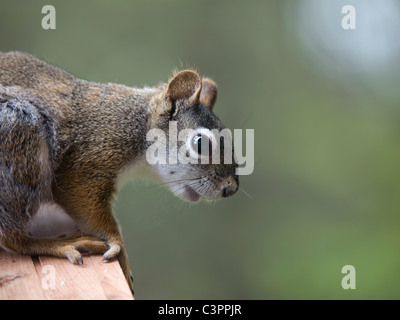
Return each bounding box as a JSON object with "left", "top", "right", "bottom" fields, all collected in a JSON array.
[
  {"left": 0, "top": 52, "right": 80, "bottom": 124},
  {"left": 0, "top": 51, "right": 75, "bottom": 89}
]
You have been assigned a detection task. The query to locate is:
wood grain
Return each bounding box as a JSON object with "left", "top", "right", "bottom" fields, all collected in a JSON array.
[
  {"left": 0, "top": 249, "right": 134, "bottom": 300},
  {"left": 0, "top": 249, "right": 45, "bottom": 300}
]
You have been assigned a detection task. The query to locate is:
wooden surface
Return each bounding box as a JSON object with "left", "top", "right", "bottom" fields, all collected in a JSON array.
[{"left": 0, "top": 248, "right": 134, "bottom": 300}]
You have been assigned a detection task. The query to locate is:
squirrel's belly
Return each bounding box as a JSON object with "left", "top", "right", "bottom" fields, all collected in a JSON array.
[{"left": 29, "top": 203, "right": 79, "bottom": 238}]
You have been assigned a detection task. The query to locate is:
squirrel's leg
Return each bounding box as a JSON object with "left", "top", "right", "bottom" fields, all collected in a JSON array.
[
  {"left": 98, "top": 214, "right": 133, "bottom": 291},
  {"left": 83, "top": 210, "right": 133, "bottom": 291},
  {"left": 76, "top": 209, "right": 133, "bottom": 291}
]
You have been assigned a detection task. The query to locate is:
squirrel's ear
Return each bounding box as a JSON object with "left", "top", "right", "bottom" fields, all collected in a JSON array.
[
  {"left": 165, "top": 70, "right": 202, "bottom": 106},
  {"left": 200, "top": 78, "right": 218, "bottom": 110}
]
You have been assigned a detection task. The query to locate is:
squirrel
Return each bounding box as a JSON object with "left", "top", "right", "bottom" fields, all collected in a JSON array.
[{"left": 0, "top": 51, "right": 239, "bottom": 292}]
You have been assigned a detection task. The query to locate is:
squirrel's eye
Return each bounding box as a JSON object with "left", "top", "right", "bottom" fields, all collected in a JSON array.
[
  {"left": 192, "top": 134, "right": 202, "bottom": 154},
  {"left": 186, "top": 128, "right": 216, "bottom": 160},
  {"left": 191, "top": 134, "right": 211, "bottom": 156}
]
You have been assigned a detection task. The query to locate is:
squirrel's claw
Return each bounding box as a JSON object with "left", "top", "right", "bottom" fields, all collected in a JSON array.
[{"left": 62, "top": 245, "right": 84, "bottom": 265}]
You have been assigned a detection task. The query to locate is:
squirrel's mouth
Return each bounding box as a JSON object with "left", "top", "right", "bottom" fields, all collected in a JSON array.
[{"left": 184, "top": 185, "right": 200, "bottom": 202}]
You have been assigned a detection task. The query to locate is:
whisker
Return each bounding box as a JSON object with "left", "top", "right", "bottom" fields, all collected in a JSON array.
[
  {"left": 197, "top": 180, "right": 209, "bottom": 196},
  {"left": 173, "top": 179, "right": 203, "bottom": 195},
  {"left": 240, "top": 108, "right": 257, "bottom": 130},
  {"left": 238, "top": 186, "right": 253, "bottom": 199},
  {"left": 139, "top": 176, "right": 203, "bottom": 191}
]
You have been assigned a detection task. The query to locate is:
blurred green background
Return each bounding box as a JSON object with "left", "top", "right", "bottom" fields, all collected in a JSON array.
[{"left": 1, "top": 0, "right": 400, "bottom": 299}]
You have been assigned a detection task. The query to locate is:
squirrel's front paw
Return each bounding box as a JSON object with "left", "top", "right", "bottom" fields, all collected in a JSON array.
[{"left": 102, "top": 243, "right": 121, "bottom": 261}]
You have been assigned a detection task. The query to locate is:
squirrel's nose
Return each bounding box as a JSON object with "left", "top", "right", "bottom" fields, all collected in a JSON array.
[{"left": 222, "top": 176, "right": 239, "bottom": 198}]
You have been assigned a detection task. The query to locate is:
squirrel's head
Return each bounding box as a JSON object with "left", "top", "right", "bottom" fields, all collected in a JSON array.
[{"left": 146, "top": 70, "right": 238, "bottom": 202}]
